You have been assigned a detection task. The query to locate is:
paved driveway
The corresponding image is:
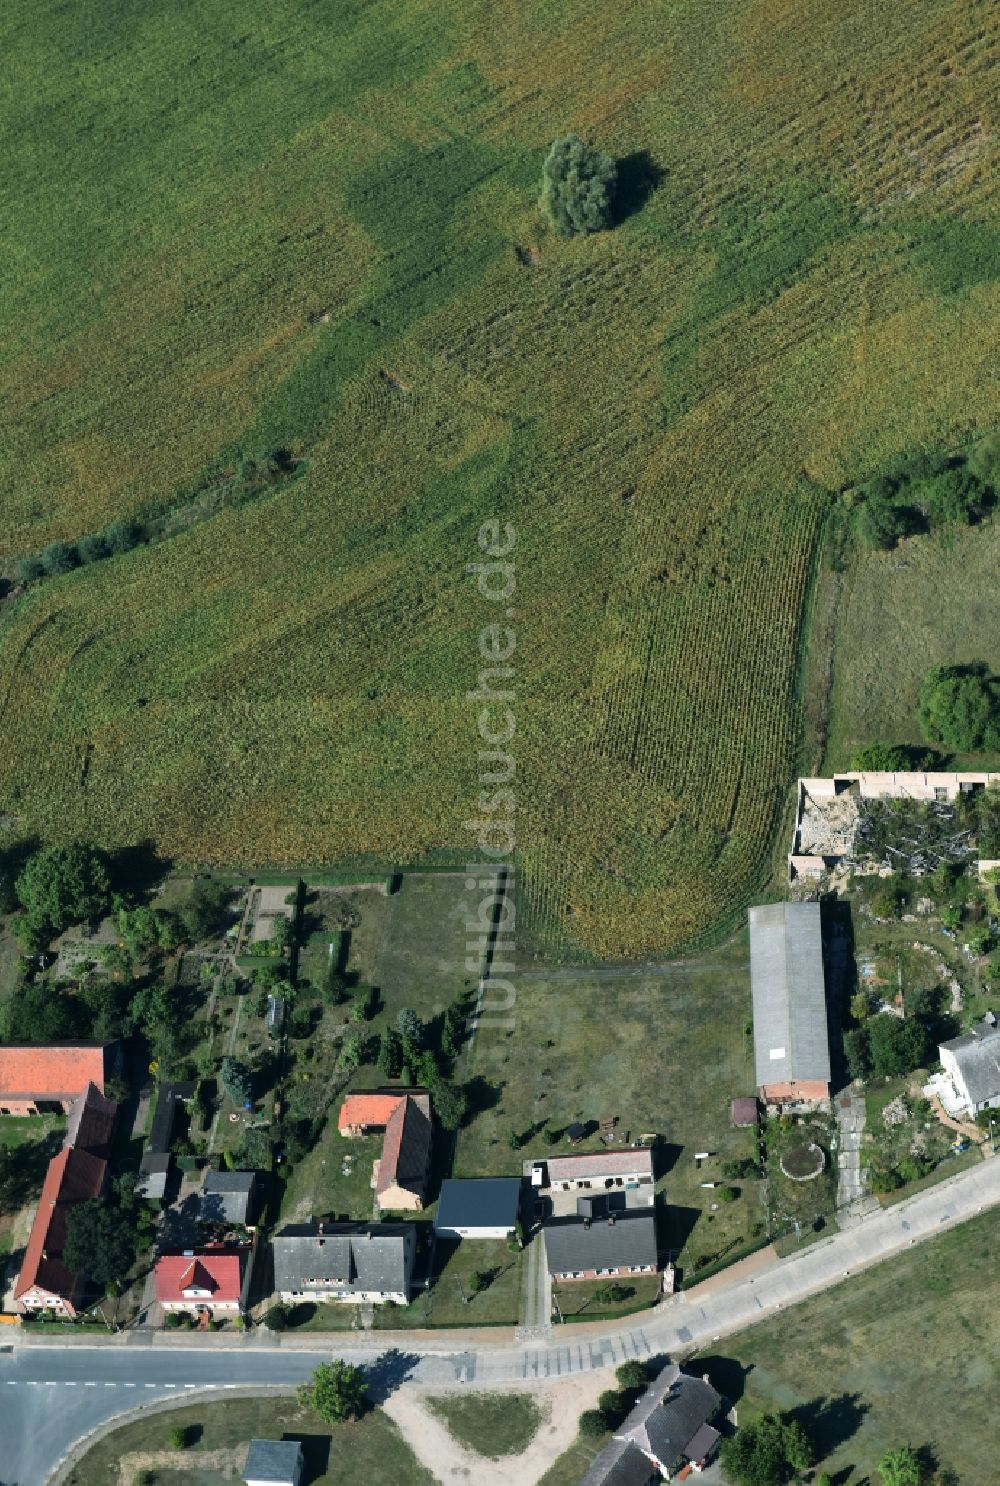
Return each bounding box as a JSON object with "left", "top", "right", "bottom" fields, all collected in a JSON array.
[{"left": 4, "top": 1154, "right": 999, "bottom": 1485}]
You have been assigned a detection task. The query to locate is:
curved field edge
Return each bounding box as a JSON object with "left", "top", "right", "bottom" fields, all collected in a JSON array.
[{"left": 0, "top": 0, "right": 997, "bottom": 959}]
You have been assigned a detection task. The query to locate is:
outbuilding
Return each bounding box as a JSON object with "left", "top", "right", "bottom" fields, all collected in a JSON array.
[
  {"left": 244, "top": 1438, "right": 304, "bottom": 1486},
  {"left": 749, "top": 902, "right": 830, "bottom": 1105},
  {"left": 434, "top": 1178, "right": 522, "bottom": 1239}
]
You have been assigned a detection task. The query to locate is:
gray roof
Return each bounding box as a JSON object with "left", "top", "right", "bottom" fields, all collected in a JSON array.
[
  {"left": 941, "top": 1024, "right": 1000, "bottom": 1104},
  {"left": 435, "top": 1179, "right": 522, "bottom": 1233},
  {"left": 200, "top": 1169, "right": 260, "bottom": 1226},
  {"left": 617, "top": 1365, "right": 721, "bottom": 1471},
  {"left": 272, "top": 1221, "right": 413, "bottom": 1295},
  {"left": 579, "top": 1439, "right": 656, "bottom": 1486},
  {"left": 749, "top": 902, "right": 830, "bottom": 1088},
  {"left": 244, "top": 1437, "right": 303, "bottom": 1483},
  {"left": 543, "top": 1209, "right": 657, "bottom": 1276}
]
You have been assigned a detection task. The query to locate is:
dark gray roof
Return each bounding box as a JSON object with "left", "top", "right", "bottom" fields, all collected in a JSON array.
[
  {"left": 199, "top": 1169, "right": 260, "bottom": 1225},
  {"left": 147, "top": 1081, "right": 196, "bottom": 1155},
  {"left": 621, "top": 1371, "right": 721, "bottom": 1469},
  {"left": 749, "top": 902, "right": 830, "bottom": 1087},
  {"left": 435, "top": 1179, "right": 522, "bottom": 1233},
  {"left": 941, "top": 1023, "right": 1000, "bottom": 1104},
  {"left": 579, "top": 1439, "right": 656, "bottom": 1486},
  {"left": 543, "top": 1209, "right": 657, "bottom": 1276},
  {"left": 244, "top": 1437, "right": 303, "bottom": 1483},
  {"left": 272, "top": 1221, "right": 413, "bottom": 1295}
]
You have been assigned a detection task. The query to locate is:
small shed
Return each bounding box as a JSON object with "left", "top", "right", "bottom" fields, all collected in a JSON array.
[
  {"left": 730, "top": 1097, "right": 760, "bottom": 1128},
  {"left": 244, "top": 1438, "right": 304, "bottom": 1486},
  {"left": 566, "top": 1122, "right": 587, "bottom": 1144}
]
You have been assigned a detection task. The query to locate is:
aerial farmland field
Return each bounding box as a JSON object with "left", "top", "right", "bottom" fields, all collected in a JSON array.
[{"left": 0, "top": 0, "right": 997, "bottom": 957}]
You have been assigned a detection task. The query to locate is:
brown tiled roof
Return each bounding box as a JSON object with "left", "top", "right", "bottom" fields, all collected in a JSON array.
[
  {"left": 0, "top": 1044, "right": 112, "bottom": 1101},
  {"left": 64, "top": 1082, "right": 117, "bottom": 1154},
  {"left": 14, "top": 1146, "right": 107, "bottom": 1303},
  {"left": 376, "top": 1095, "right": 432, "bottom": 1200},
  {"left": 543, "top": 1149, "right": 654, "bottom": 1183}
]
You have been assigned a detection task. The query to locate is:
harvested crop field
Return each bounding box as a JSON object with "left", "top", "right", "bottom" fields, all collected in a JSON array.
[{"left": 0, "top": 0, "right": 997, "bottom": 956}]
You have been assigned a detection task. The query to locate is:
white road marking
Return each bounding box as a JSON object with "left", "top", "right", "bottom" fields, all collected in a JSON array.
[
  {"left": 164, "top": 1383, "right": 176, "bottom": 1389},
  {"left": 104, "top": 1382, "right": 116, "bottom": 1387},
  {"left": 124, "top": 1382, "right": 135, "bottom": 1388},
  {"left": 144, "top": 1383, "right": 156, "bottom": 1388},
  {"left": 84, "top": 1382, "right": 97, "bottom": 1387},
  {"left": 64, "top": 1381, "right": 76, "bottom": 1386}
]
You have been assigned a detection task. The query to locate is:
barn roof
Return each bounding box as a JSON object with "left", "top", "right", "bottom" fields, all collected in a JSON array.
[{"left": 749, "top": 903, "right": 830, "bottom": 1088}]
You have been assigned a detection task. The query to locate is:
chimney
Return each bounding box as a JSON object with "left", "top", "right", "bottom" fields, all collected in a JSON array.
[
  {"left": 608, "top": 1215, "right": 615, "bottom": 1226},
  {"left": 583, "top": 1217, "right": 591, "bottom": 1230}
]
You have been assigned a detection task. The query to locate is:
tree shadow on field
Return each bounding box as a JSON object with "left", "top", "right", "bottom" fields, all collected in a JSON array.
[
  {"left": 461, "top": 1076, "right": 504, "bottom": 1124},
  {"left": 786, "top": 1393, "right": 869, "bottom": 1459},
  {"left": 614, "top": 149, "right": 665, "bottom": 224},
  {"left": 109, "top": 838, "right": 173, "bottom": 899}
]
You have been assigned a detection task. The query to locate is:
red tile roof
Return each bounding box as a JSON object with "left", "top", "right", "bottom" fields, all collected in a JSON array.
[
  {"left": 155, "top": 1250, "right": 243, "bottom": 1305},
  {"left": 376, "top": 1095, "right": 432, "bottom": 1201},
  {"left": 14, "top": 1146, "right": 107, "bottom": 1304},
  {"left": 0, "top": 1044, "right": 112, "bottom": 1101},
  {"left": 338, "top": 1093, "right": 406, "bottom": 1133}
]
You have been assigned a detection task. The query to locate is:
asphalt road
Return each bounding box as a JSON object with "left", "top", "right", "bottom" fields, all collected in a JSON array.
[{"left": 5, "top": 1154, "right": 999, "bottom": 1485}]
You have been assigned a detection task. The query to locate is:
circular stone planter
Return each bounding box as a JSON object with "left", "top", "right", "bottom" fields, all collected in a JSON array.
[{"left": 779, "top": 1142, "right": 826, "bottom": 1182}]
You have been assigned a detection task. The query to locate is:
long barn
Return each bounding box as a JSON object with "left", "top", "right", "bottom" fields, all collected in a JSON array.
[{"left": 749, "top": 902, "right": 830, "bottom": 1105}]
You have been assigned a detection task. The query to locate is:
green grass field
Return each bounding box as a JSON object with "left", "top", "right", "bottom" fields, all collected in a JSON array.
[
  {"left": 0, "top": 0, "right": 996, "bottom": 958},
  {"left": 823, "top": 521, "right": 1000, "bottom": 769},
  {"left": 707, "top": 1209, "right": 1000, "bottom": 1483},
  {"left": 63, "top": 1397, "right": 435, "bottom": 1486}
]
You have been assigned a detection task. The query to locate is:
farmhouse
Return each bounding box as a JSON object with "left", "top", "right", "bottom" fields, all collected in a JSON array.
[
  {"left": 434, "top": 1178, "right": 523, "bottom": 1239},
  {"left": 543, "top": 1197, "right": 657, "bottom": 1282},
  {"left": 749, "top": 902, "right": 830, "bottom": 1105},
  {"left": 373, "top": 1094, "right": 433, "bottom": 1211},
  {"left": 533, "top": 1148, "right": 654, "bottom": 1193},
  {"left": 244, "top": 1439, "right": 304, "bottom": 1486},
  {"left": 613, "top": 1364, "right": 723, "bottom": 1480},
  {"left": 938, "top": 1021, "right": 1000, "bottom": 1116},
  {"left": 155, "top": 1248, "right": 245, "bottom": 1315},
  {"left": 580, "top": 1440, "right": 657, "bottom": 1486},
  {"left": 0, "top": 1042, "right": 118, "bottom": 1116},
  {"left": 272, "top": 1221, "right": 415, "bottom": 1304},
  {"left": 13, "top": 1147, "right": 109, "bottom": 1315}
]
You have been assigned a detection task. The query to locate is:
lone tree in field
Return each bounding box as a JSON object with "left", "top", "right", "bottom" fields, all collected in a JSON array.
[
  {"left": 299, "top": 1360, "right": 367, "bottom": 1424},
  {"left": 540, "top": 134, "right": 617, "bottom": 236}
]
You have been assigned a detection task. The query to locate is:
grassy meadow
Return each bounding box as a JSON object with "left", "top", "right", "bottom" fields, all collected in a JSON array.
[
  {"left": 0, "top": 0, "right": 997, "bottom": 956},
  {"left": 823, "top": 520, "right": 1000, "bottom": 769},
  {"left": 707, "top": 1209, "right": 1000, "bottom": 1483},
  {"left": 63, "top": 1397, "right": 435, "bottom": 1486}
]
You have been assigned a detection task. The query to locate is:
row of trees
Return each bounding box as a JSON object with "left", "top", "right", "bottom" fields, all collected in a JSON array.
[{"left": 14, "top": 517, "right": 143, "bottom": 583}]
